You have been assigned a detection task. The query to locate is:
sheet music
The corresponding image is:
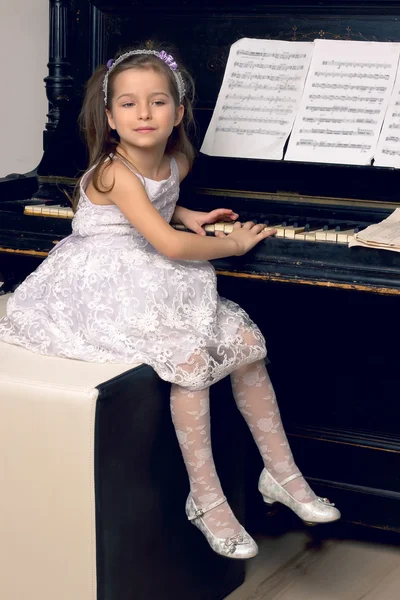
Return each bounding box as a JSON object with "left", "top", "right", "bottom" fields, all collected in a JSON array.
[
  {"left": 200, "top": 38, "right": 314, "bottom": 160},
  {"left": 349, "top": 207, "right": 400, "bottom": 251},
  {"left": 374, "top": 68, "right": 400, "bottom": 167},
  {"left": 285, "top": 40, "right": 400, "bottom": 165}
]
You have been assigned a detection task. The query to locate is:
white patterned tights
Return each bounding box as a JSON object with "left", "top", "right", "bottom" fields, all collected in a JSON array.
[{"left": 170, "top": 359, "right": 316, "bottom": 538}]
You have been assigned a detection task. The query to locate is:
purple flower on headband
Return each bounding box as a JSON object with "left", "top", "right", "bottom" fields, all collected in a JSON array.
[
  {"left": 106, "top": 58, "right": 115, "bottom": 70},
  {"left": 157, "top": 50, "right": 178, "bottom": 71}
]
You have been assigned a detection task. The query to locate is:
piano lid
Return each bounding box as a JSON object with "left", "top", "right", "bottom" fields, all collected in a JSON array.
[{"left": 36, "top": 0, "right": 400, "bottom": 205}]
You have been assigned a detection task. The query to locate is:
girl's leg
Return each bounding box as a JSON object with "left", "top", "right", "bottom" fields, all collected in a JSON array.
[
  {"left": 230, "top": 359, "right": 316, "bottom": 503},
  {"left": 170, "top": 383, "right": 244, "bottom": 537}
]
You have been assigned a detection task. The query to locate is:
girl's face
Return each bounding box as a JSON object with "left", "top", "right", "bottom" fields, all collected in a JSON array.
[{"left": 106, "top": 68, "right": 184, "bottom": 151}]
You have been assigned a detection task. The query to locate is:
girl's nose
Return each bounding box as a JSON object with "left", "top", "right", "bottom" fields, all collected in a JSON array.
[{"left": 137, "top": 104, "right": 151, "bottom": 120}]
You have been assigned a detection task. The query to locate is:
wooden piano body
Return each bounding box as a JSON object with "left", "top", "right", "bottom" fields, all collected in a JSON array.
[{"left": 1, "top": 0, "right": 400, "bottom": 532}]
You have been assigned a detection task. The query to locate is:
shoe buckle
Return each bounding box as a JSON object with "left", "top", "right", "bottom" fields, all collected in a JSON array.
[
  {"left": 318, "top": 497, "right": 335, "bottom": 507},
  {"left": 224, "top": 534, "right": 244, "bottom": 553},
  {"left": 195, "top": 508, "right": 204, "bottom": 518}
]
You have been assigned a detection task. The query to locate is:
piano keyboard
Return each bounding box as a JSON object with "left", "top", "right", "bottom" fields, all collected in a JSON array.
[
  {"left": 25, "top": 205, "right": 74, "bottom": 219},
  {"left": 24, "top": 204, "right": 360, "bottom": 244}
]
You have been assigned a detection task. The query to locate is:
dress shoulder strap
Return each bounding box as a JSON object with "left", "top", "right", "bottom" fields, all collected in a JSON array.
[
  {"left": 79, "top": 162, "right": 99, "bottom": 193},
  {"left": 112, "top": 154, "right": 145, "bottom": 184},
  {"left": 169, "top": 156, "right": 179, "bottom": 182},
  {"left": 112, "top": 153, "right": 178, "bottom": 184}
]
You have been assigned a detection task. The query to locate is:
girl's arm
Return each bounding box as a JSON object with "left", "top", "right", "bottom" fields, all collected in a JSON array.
[
  {"left": 170, "top": 153, "right": 238, "bottom": 233},
  {"left": 107, "top": 162, "right": 237, "bottom": 260},
  {"left": 107, "top": 162, "right": 275, "bottom": 261},
  {"left": 170, "top": 153, "right": 190, "bottom": 225},
  {"left": 170, "top": 205, "right": 191, "bottom": 225}
]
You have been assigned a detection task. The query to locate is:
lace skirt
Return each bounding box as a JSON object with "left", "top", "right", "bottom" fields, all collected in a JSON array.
[{"left": 0, "top": 235, "right": 267, "bottom": 390}]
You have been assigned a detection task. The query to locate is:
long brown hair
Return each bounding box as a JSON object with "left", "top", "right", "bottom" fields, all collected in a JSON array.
[{"left": 73, "top": 45, "right": 196, "bottom": 210}]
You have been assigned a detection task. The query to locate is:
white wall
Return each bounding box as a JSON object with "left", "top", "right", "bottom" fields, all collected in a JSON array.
[{"left": 0, "top": 0, "right": 49, "bottom": 177}]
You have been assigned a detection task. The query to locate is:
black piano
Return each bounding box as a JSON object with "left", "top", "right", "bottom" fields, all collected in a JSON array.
[{"left": 2, "top": 0, "right": 400, "bottom": 532}]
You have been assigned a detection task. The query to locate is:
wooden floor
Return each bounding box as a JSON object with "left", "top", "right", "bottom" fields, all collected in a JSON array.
[{"left": 226, "top": 522, "right": 400, "bottom": 600}]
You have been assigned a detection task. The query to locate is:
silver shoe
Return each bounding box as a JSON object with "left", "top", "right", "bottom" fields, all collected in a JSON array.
[
  {"left": 258, "top": 469, "right": 341, "bottom": 525},
  {"left": 185, "top": 494, "right": 258, "bottom": 559}
]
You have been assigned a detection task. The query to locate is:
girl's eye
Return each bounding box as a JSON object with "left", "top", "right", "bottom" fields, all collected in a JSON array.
[
  {"left": 122, "top": 102, "right": 134, "bottom": 108},
  {"left": 152, "top": 101, "right": 165, "bottom": 106}
]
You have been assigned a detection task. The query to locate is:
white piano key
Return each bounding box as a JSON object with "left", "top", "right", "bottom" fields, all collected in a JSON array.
[
  {"left": 284, "top": 226, "right": 305, "bottom": 239},
  {"left": 213, "top": 222, "right": 226, "bottom": 232},
  {"left": 315, "top": 228, "right": 339, "bottom": 242},
  {"left": 325, "top": 229, "right": 340, "bottom": 242},
  {"left": 274, "top": 226, "right": 286, "bottom": 238},
  {"left": 336, "top": 229, "right": 356, "bottom": 244},
  {"left": 295, "top": 228, "right": 324, "bottom": 241}
]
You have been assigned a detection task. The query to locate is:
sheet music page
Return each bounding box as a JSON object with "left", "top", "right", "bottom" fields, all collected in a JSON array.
[
  {"left": 349, "top": 207, "right": 400, "bottom": 250},
  {"left": 200, "top": 38, "right": 314, "bottom": 160},
  {"left": 374, "top": 69, "right": 400, "bottom": 167},
  {"left": 285, "top": 40, "right": 400, "bottom": 165}
]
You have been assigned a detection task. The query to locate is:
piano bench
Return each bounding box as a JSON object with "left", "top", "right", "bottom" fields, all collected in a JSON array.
[{"left": 0, "top": 294, "right": 245, "bottom": 600}]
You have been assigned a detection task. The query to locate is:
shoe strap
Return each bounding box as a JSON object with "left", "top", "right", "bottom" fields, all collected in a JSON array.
[
  {"left": 188, "top": 496, "right": 227, "bottom": 521},
  {"left": 279, "top": 472, "right": 303, "bottom": 488}
]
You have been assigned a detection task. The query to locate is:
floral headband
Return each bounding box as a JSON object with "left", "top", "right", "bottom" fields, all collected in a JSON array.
[{"left": 102, "top": 49, "right": 186, "bottom": 106}]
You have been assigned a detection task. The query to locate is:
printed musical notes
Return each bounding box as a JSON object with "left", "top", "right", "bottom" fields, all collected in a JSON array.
[
  {"left": 285, "top": 40, "right": 400, "bottom": 165},
  {"left": 200, "top": 38, "right": 314, "bottom": 159},
  {"left": 201, "top": 38, "right": 400, "bottom": 168},
  {"left": 374, "top": 70, "right": 400, "bottom": 167}
]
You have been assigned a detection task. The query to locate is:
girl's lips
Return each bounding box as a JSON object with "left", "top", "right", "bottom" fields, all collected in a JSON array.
[{"left": 135, "top": 128, "right": 155, "bottom": 132}]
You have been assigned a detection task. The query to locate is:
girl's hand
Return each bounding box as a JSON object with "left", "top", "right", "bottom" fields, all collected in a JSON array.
[
  {"left": 180, "top": 208, "right": 239, "bottom": 236},
  {"left": 216, "top": 221, "right": 277, "bottom": 256}
]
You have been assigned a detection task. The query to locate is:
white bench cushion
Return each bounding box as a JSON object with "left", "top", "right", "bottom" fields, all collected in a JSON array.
[{"left": 0, "top": 293, "right": 141, "bottom": 600}]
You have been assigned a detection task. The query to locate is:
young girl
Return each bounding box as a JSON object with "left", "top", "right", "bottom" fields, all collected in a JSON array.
[{"left": 0, "top": 47, "right": 340, "bottom": 559}]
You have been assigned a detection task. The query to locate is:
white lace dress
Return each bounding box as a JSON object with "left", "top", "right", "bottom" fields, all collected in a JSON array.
[{"left": 0, "top": 157, "right": 266, "bottom": 390}]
